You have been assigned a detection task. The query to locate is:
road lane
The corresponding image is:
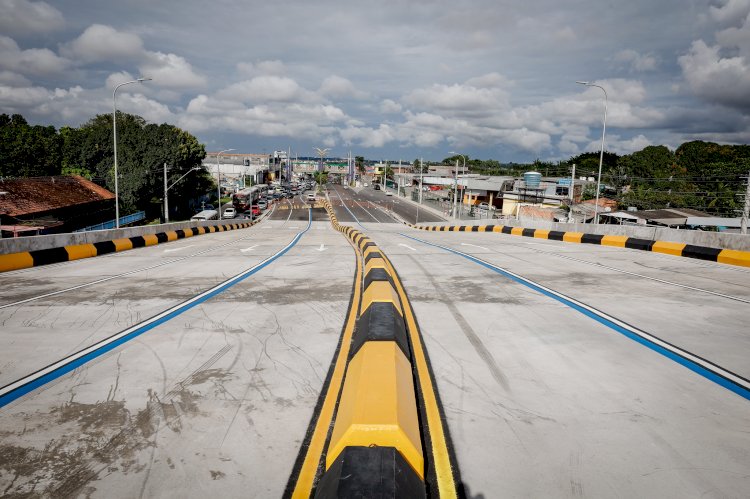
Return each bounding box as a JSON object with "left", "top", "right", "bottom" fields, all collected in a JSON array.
[
  {"left": 0, "top": 218, "right": 357, "bottom": 497},
  {"left": 362, "top": 224, "right": 749, "bottom": 498}
]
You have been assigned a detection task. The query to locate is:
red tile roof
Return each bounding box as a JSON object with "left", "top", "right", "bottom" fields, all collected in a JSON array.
[{"left": 0, "top": 175, "right": 114, "bottom": 217}]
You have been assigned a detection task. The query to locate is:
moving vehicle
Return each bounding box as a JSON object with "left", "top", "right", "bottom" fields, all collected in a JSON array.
[
  {"left": 251, "top": 205, "right": 261, "bottom": 216},
  {"left": 191, "top": 209, "right": 218, "bottom": 221},
  {"left": 257, "top": 200, "right": 268, "bottom": 210},
  {"left": 385, "top": 190, "right": 393, "bottom": 196},
  {"left": 306, "top": 193, "right": 316, "bottom": 202},
  {"left": 223, "top": 207, "right": 236, "bottom": 218}
]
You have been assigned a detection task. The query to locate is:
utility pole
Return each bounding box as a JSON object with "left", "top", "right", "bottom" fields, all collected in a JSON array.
[
  {"left": 742, "top": 171, "right": 750, "bottom": 235},
  {"left": 453, "top": 159, "right": 459, "bottom": 219},
  {"left": 569, "top": 163, "right": 576, "bottom": 223},
  {"left": 164, "top": 163, "right": 169, "bottom": 223}
]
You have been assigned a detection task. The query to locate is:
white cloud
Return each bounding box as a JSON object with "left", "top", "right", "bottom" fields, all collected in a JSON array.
[
  {"left": 217, "top": 76, "right": 317, "bottom": 103},
  {"left": 709, "top": 0, "right": 750, "bottom": 24},
  {"left": 0, "top": 69, "right": 30, "bottom": 86},
  {"left": 379, "top": 99, "right": 402, "bottom": 114},
  {"left": 0, "top": 0, "right": 64, "bottom": 36},
  {"left": 319, "top": 75, "right": 367, "bottom": 99},
  {"left": 679, "top": 39, "right": 750, "bottom": 109},
  {"left": 614, "top": 49, "right": 658, "bottom": 72},
  {"left": 138, "top": 51, "right": 206, "bottom": 89},
  {"left": 62, "top": 24, "right": 145, "bottom": 63},
  {"left": 0, "top": 35, "right": 69, "bottom": 76}
]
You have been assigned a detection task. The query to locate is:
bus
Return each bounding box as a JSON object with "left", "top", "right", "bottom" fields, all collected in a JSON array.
[{"left": 233, "top": 184, "right": 268, "bottom": 211}]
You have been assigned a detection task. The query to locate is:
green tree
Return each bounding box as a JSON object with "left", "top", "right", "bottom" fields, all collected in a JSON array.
[{"left": 0, "top": 113, "right": 62, "bottom": 177}]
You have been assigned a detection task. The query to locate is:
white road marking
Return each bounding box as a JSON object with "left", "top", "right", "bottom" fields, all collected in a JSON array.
[
  {"left": 399, "top": 243, "right": 417, "bottom": 251},
  {"left": 164, "top": 245, "right": 195, "bottom": 253},
  {"left": 317, "top": 244, "right": 327, "bottom": 252},
  {"left": 240, "top": 245, "right": 258, "bottom": 253},
  {"left": 461, "top": 243, "right": 490, "bottom": 251}
]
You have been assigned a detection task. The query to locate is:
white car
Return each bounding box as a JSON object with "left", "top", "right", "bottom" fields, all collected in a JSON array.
[
  {"left": 223, "top": 207, "right": 236, "bottom": 218},
  {"left": 385, "top": 190, "right": 393, "bottom": 196},
  {"left": 306, "top": 193, "right": 316, "bottom": 202}
]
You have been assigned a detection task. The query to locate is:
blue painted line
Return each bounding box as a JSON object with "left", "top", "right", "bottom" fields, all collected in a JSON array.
[
  {"left": 400, "top": 232, "right": 750, "bottom": 401},
  {"left": 0, "top": 211, "right": 313, "bottom": 409}
]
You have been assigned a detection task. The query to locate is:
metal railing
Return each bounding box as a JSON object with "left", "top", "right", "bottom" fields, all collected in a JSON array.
[{"left": 74, "top": 211, "right": 146, "bottom": 232}]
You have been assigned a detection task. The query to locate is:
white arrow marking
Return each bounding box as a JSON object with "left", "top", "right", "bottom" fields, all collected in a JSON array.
[
  {"left": 240, "top": 245, "right": 258, "bottom": 253},
  {"left": 399, "top": 243, "right": 417, "bottom": 251},
  {"left": 317, "top": 244, "right": 327, "bottom": 251},
  {"left": 164, "top": 245, "right": 194, "bottom": 253},
  {"left": 461, "top": 243, "right": 490, "bottom": 251}
]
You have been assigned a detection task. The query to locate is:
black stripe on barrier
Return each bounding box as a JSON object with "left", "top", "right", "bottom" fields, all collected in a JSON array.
[
  {"left": 484, "top": 225, "right": 496, "bottom": 232},
  {"left": 458, "top": 226, "right": 466, "bottom": 232},
  {"left": 30, "top": 247, "right": 69, "bottom": 266},
  {"left": 364, "top": 251, "right": 383, "bottom": 264},
  {"left": 350, "top": 302, "right": 410, "bottom": 360},
  {"left": 548, "top": 230, "right": 566, "bottom": 241},
  {"left": 470, "top": 226, "right": 480, "bottom": 232},
  {"left": 155, "top": 232, "right": 169, "bottom": 243},
  {"left": 501, "top": 226, "right": 513, "bottom": 234},
  {"left": 581, "top": 233, "right": 604, "bottom": 245},
  {"left": 190, "top": 227, "right": 200, "bottom": 236},
  {"left": 363, "top": 267, "right": 394, "bottom": 290},
  {"left": 361, "top": 241, "right": 376, "bottom": 252},
  {"left": 175, "top": 229, "right": 186, "bottom": 238},
  {"left": 129, "top": 236, "right": 146, "bottom": 248},
  {"left": 682, "top": 245, "right": 722, "bottom": 262},
  {"left": 94, "top": 240, "right": 116, "bottom": 255},
  {"left": 314, "top": 446, "right": 425, "bottom": 499},
  {"left": 522, "top": 228, "right": 536, "bottom": 237},
  {"left": 625, "top": 238, "right": 654, "bottom": 251}
]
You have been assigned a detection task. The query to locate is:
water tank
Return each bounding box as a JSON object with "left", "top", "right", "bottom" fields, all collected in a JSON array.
[{"left": 524, "top": 171, "right": 542, "bottom": 189}]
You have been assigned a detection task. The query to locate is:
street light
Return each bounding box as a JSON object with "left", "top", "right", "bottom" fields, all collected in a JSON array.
[
  {"left": 216, "top": 148, "right": 235, "bottom": 220},
  {"left": 314, "top": 147, "right": 330, "bottom": 191},
  {"left": 576, "top": 81, "right": 608, "bottom": 224},
  {"left": 113, "top": 77, "right": 151, "bottom": 229},
  {"left": 449, "top": 151, "right": 467, "bottom": 218},
  {"left": 164, "top": 165, "right": 201, "bottom": 223}
]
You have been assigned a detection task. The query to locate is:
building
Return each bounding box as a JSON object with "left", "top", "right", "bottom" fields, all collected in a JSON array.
[
  {"left": 202, "top": 152, "right": 277, "bottom": 187},
  {"left": 0, "top": 175, "right": 115, "bottom": 237}
]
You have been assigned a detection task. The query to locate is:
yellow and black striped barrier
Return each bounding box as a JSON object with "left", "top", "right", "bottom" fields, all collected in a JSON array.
[
  {"left": 0, "top": 220, "right": 261, "bottom": 273},
  {"left": 407, "top": 223, "right": 750, "bottom": 268},
  {"left": 287, "top": 203, "right": 460, "bottom": 498}
]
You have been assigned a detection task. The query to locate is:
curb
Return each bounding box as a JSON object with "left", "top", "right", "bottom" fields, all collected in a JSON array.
[
  {"left": 0, "top": 218, "right": 265, "bottom": 273},
  {"left": 406, "top": 222, "right": 750, "bottom": 268}
]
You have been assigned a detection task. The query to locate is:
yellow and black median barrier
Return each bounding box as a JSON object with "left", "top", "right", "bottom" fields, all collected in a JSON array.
[
  {"left": 0, "top": 220, "right": 261, "bottom": 273},
  {"left": 287, "top": 202, "right": 460, "bottom": 498},
  {"left": 407, "top": 223, "right": 750, "bottom": 268}
]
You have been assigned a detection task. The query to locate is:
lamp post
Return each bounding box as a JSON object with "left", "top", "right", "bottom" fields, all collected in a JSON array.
[
  {"left": 216, "top": 148, "right": 235, "bottom": 220},
  {"left": 314, "top": 147, "right": 330, "bottom": 191},
  {"left": 449, "top": 152, "right": 467, "bottom": 218},
  {"left": 576, "top": 81, "right": 608, "bottom": 224},
  {"left": 113, "top": 77, "right": 151, "bottom": 229},
  {"left": 164, "top": 165, "right": 201, "bottom": 223}
]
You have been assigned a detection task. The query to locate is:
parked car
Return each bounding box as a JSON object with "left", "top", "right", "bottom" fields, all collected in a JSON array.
[
  {"left": 477, "top": 202, "right": 491, "bottom": 211},
  {"left": 223, "top": 207, "right": 236, "bottom": 218},
  {"left": 385, "top": 190, "right": 393, "bottom": 196}
]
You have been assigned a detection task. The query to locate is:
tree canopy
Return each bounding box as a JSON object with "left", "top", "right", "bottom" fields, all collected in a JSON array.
[{"left": 1, "top": 112, "right": 211, "bottom": 221}]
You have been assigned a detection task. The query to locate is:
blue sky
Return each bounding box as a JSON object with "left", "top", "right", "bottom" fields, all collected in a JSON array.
[{"left": 1, "top": 0, "right": 749, "bottom": 162}]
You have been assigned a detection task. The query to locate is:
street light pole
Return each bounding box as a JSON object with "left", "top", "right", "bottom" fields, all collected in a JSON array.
[
  {"left": 164, "top": 165, "right": 201, "bottom": 223},
  {"left": 577, "top": 81, "right": 608, "bottom": 224},
  {"left": 216, "top": 148, "right": 235, "bottom": 220},
  {"left": 113, "top": 77, "right": 151, "bottom": 229},
  {"left": 449, "top": 152, "right": 467, "bottom": 218}
]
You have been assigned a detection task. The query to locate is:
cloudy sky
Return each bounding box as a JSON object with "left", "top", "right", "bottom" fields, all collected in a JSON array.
[{"left": 1, "top": 0, "right": 749, "bottom": 162}]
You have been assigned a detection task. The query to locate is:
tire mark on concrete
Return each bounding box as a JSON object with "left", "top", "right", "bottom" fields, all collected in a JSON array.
[{"left": 407, "top": 255, "right": 510, "bottom": 391}]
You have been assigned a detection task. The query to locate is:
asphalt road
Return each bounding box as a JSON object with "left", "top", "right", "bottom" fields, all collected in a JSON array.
[{"left": 1, "top": 190, "right": 748, "bottom": 498}]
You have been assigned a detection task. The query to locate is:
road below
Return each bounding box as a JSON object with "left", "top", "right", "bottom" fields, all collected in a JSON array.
[{"left": 1, "top": 189, "right": 748, "bottom": 498}]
